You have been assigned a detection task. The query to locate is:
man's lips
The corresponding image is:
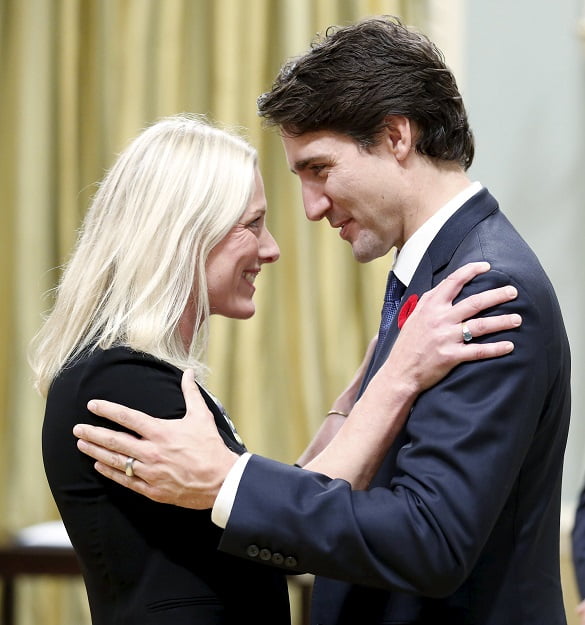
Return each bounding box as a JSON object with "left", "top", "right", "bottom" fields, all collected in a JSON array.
[{"left": 333, "top": 219, "right": 352, "bottom": 240}]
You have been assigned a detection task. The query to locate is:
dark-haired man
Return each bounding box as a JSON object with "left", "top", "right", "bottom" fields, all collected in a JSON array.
[{"left": 75, "top": 16, "right": 570, "bottom": 625}]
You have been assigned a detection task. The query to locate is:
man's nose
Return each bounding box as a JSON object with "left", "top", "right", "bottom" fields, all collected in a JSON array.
[{"left": 302, "top": 187, "right": 331, "bottom": 221}]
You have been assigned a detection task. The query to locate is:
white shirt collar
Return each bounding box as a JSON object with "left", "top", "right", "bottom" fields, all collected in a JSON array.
[{"left": 393, "top": 181, "right": 483, "bottom": 287}]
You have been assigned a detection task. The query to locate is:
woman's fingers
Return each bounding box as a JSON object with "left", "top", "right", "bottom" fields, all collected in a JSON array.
[
  {"left": 463, "top": 313, "right": 522, "bottom": 341},
  {"left": 452, "top": 285, "right": 518, "bottom": 320},
  {"left": 458, "top": 337, "right": 515, "bottom": 361},
  {"left": 436, "top": 261, "right": 491, "bottom": 299},
  {"left": 414, "top": 262, "right": 521, "bottom": 333}
]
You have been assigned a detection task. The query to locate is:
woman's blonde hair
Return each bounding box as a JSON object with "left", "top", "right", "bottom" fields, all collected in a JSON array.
[{"left": 30, "top": 113, "right": 257, "bottom": 396}]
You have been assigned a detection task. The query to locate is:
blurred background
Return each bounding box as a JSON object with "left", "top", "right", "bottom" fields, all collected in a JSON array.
[{"left": 1, "top": 0, "right": 584, "bottom": 623}]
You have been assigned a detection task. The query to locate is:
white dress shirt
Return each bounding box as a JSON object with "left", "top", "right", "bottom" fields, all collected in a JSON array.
[{"left": 211, "top": 181, "right": 483, "bottom": 529}]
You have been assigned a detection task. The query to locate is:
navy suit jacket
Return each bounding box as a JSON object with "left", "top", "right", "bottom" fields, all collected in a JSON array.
[{"left": 219, "top": 189, "right": 571, "bottom": 624}]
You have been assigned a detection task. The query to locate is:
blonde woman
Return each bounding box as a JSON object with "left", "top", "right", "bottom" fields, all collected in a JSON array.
[{"left": 31, "top": 114, "right": 519, "bottom": 625}]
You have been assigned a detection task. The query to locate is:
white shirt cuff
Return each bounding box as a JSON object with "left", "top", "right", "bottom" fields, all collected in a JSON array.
[{"left": 211, "top": 452, "right": 252, "bottom": 528}]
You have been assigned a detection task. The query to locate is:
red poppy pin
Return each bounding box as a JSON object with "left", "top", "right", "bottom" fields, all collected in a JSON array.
[{"left": 397, "top": 294, "right": 419, "bottom": 329}]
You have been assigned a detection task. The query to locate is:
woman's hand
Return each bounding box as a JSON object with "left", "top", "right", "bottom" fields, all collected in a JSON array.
[
  {"left": 304, "top": 261, "right": 521, "bottom": 486},
  {"left": 382, "top": 261, "right": 521, "bottom": 395}
]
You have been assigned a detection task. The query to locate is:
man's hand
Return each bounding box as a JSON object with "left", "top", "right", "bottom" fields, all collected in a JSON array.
[{"left": 73, "top": 370, "right": 239, "bottom": 509}]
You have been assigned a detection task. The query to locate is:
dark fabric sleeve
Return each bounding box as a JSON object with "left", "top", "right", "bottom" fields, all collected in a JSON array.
[{"left": 219, "top": 262, "right": 569, "bottom": 600}]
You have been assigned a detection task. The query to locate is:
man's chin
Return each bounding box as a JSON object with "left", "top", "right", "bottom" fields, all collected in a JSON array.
[{"left": 351, "top": 244, "right": 386, "bottom": 264}]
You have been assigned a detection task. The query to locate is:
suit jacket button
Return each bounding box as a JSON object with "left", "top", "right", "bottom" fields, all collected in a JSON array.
[
  {"left": 271, "top": 552, "right": 284, "bottom": 565},
  {"left": 284, "top": 556, "right": 298, "bottom": 568},
  {"left": 246, "top": 544, "right": 260, "bottom": 558},
  {"left": 259, "top": 548, "right": 272, "bottom": 561}
]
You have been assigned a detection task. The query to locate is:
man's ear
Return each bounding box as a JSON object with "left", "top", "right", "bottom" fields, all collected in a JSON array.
[{"left": 382, "top": 115, "right": 414, "bottom": 161}]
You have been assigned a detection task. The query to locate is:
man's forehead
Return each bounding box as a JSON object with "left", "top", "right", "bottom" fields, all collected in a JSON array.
[{"left": 281, "top": 130, "right": 352, "bottom": 170}]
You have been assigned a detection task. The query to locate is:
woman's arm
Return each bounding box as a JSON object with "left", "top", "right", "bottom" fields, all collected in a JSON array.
[
  {"left": 295, "top": 335, "right": 377, "bottom": 466},
  {"left": 303, "top": 262, "right": 520, "bottom": 487},
  {"left": 72, "top": 262, "right": 520, "bottom": 508}
]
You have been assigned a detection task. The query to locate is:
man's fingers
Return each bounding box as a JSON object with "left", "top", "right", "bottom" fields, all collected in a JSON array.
[
  {"left": 181, "top": 369, "right": 215, "bottom": 423},
  {"left": 74, "top": 427, "right": 143, "bottom": 468},
  {"left": 73, "top": 423, "right": 141, "bottom": 455},
  {"left": 85, "top": 399, "right": 153, "bottom": 437},
  {"left": 93, "top": 461, "right": 159, "bottom": 500}
]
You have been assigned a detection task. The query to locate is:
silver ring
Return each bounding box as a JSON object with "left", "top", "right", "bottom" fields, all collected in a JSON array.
[
  {"left": 461, "top": 323, "right": 473, "bottom": 343},
  {"left": 125, "top": 456, "right": 136, "bottom": 477}
]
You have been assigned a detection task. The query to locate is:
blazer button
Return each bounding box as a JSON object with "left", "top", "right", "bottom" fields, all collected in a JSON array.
[
  {"left": 271, "top": 552, "right": 284, "bottom": 565},
  {"left": 259, "top": 548, "right": 272, "bottom": 561},
  {"left": 284, "top": 556, "right": 298, "bottom": 568},
  {"left": 246, "top": 544, "right": 260, "bottom": 558}
]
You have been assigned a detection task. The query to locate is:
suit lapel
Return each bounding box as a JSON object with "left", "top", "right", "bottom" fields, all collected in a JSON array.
[
  {"left": 425, "top": 187, "right": 498, "bottom": 274},
  {"left": 357, "top": 188, "right": 500, "bottom": 398}
]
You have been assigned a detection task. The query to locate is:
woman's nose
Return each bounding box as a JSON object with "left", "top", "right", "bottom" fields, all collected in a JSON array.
[{"left": 260, "top": 227, "right": 280, "bottom": 263}]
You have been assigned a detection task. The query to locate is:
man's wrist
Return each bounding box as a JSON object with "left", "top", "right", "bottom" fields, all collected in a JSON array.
[{"left": 211, "top": 452, "right": 252, "bottom": 528}]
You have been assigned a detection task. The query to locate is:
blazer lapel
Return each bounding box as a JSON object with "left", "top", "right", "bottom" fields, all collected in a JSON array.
[{"left": 197, "top": 383, "right": 248, "bottom": 454}]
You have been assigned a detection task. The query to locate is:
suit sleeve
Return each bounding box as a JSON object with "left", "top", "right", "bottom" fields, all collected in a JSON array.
[{"left": 217, "top": 265, "right": 569, "bottom": 596}]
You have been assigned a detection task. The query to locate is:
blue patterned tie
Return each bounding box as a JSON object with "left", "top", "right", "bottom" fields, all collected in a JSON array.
[{"left": 376, "top": 270, "right": 406, "bottom": 352}]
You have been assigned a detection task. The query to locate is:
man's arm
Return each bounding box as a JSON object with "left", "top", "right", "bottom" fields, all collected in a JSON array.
[
  {"left": 217, "top": 265, "right": 567, "bottom": 594},
  {"left": 76, "top": 378, "right": 240, "bottom": 510},
  {"left": 74, "top": 261, "right": 520, "bottom": 503}
]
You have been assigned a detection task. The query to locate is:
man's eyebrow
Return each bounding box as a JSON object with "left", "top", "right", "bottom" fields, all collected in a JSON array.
[{"left": 291, "top": 155, "right": 324, "bottom": 174}]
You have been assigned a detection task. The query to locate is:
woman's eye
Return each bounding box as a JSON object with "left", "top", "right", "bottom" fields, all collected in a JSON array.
[{"left": 247, "top": 218, "right": 261, "bottom": 229}]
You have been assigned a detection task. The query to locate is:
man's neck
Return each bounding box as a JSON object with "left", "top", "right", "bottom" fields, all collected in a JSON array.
[
  {"left": 393, "top": 178, "right": 483, "bottom": 287},
  {"left": 401, "top": 161, "right": 471, "bottom": 243}
]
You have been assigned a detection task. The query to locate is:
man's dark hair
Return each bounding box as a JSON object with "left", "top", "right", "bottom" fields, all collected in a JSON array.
[{"left": 257, "top": 16, "right": 474, "bottom": 170}]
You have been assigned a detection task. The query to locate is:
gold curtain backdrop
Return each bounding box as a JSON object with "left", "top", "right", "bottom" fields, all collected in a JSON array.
[{"left": 0, "top": 1, "right": 424, "bottom": 623}]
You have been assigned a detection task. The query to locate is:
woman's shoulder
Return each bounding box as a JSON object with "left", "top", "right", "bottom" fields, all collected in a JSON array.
[
  {"left": 76, "top": 344, "right": 177, "bottom": 368},
  {"left": 51, "top": 346, "right": 186, "bottom": 419},
  {"left": 65, "top": 345, "right": 181, "bottom": 381}
]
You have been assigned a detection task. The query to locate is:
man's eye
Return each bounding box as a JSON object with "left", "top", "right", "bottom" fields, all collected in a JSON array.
[{"left": 311, "top": 165, "right": 326, "bottom": 175}]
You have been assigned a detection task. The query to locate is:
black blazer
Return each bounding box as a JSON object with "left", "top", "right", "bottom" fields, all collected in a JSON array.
[
  {"left": 42, "top": 347, "right": 290, "bottom": 625},
  {"left": 218, "top": 189, "right": 571, "bottom": 625}
]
